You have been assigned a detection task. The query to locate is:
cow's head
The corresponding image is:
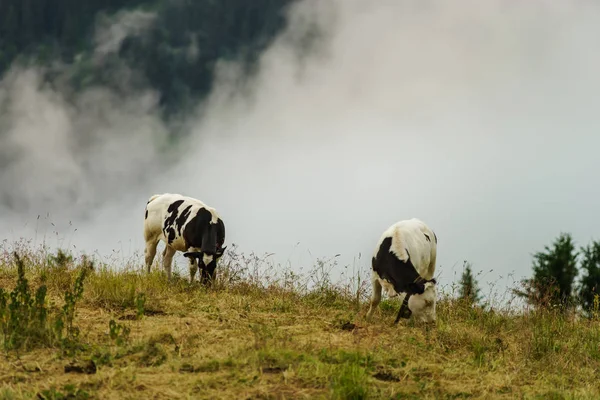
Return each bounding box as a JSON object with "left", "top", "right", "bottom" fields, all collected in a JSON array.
[
  {"left": 183, "top": 245, "right": 227, "bottom": 285},
  {"left": 407, "top": 279, "right": 437, "bottom": 323}
]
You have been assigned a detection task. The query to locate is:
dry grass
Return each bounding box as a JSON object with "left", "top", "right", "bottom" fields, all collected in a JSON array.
[{"left": 0, "top": 244, "right": 599, "bottom": 399}]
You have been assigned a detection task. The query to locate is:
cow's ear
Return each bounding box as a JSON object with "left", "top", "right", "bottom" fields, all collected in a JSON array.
[
  {"left": 216, "top": 246, "right": 227, "bottom": 258},
  {"left": 183, "top": 251, "right": 202, "bottom": 259},
  {"left": 407, "top": 282, "right": 426, "bottom": 295}
]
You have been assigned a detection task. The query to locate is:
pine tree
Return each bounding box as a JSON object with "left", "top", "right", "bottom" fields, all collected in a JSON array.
[
  {"left": 515, "top": 233, "right": 579, "bottom": 310},
  {"left": 578, "top": 240, "right": 600, "bottom": 317},
  {"left": 458, "top": 261, "right": 481, "bottom": 305}
]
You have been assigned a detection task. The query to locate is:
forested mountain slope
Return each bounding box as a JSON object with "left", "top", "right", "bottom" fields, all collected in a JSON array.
[{"left": 0, "top": 0, "right": 294, "bottom": 116}]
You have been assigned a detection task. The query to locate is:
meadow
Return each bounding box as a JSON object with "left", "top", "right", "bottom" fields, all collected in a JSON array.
[{"left": 0, "top": 241, "right": 599, "bottom": 400}]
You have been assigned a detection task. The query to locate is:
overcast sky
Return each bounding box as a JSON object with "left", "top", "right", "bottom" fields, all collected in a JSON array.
[{"left": 1, "top": 0, "right": 599, "bottom": 304}]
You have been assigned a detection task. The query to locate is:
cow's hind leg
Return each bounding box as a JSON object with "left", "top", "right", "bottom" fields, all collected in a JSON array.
[
  {"left": 144, "top": 239, "right": 159, "bottom": 274},
  {"left": 366, "top": 271, "right": 382, "bottom": 321},
  {"left": 162, "top": 246, "right": 176, "bottom": 280}
]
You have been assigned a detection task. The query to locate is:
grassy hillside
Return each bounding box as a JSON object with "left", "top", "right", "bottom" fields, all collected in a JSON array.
[{"left": 0, "top": 245, "right": 599, "bottom": 399}]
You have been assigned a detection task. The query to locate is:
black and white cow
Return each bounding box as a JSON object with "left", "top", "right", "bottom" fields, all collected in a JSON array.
[
  {"left": 143, "top": 193, "right": 226, "bottom": 285},
  {"left": 366, "top": 218, "right": 438, "bottom": 324}
]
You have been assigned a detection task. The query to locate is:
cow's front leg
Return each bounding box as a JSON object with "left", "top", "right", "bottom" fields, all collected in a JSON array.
[
  {"left": 189, "top": 258, "right": 199, "bottom": 284},
  {"left": 394, "top": 294, "right": 412, "bottom": 324}
]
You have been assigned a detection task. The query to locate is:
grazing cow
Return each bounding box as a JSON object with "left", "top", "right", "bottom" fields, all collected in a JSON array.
[
  {"left": 143, "top": 193, "right": 226, "bottom": 285},
  {"left": 366, "top": 218, "right": 438, "bottom": 324}
]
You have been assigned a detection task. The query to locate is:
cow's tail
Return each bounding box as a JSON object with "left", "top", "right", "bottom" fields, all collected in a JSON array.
[
  {"left": 145, "top": 194, "right": 161, "bottom": 220},
  {"left": 147, "top": 194, "right": 161, "bottom": 205}
]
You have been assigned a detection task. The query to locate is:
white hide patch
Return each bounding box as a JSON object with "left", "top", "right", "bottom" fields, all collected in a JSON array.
[
  {"left": 202, "top": 253, "right": 214, "bottom": 266},
  {"left": 380, "top": 279, "right": 399, "bottom": 298},
  {"left": 408, "top": 283, "right": 437, "bottom": 323},
  {"left": 207, "top": 210, "right": 219, "bottom": 224}
]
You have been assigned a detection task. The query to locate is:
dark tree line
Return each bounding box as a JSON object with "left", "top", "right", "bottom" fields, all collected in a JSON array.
[
  {"left": 117, "top": 0, "right": 296, "bottom": 115},
  {"left": 458, "top": 261, "right": 481, "bottom": 305},
  {"left": 0, "top": 0, "right": 147, "bottom": 69},
  {"left": 459, "top": 233, "right": 600, "bottom": 317},
  {"left": 520, "top": 233, "right": 600, "bottom": 316},
  {"left": 0, "top": 0, "right": 295, "bottom": 116},
  {"left": 578, "top": 240, "right": 600, "bottom": 315}
]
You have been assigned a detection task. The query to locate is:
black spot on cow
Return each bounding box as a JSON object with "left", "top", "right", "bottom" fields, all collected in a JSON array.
[
  {"left": 163, "top": 200, "right": 184, "bottom": 242},
  {"left": 182, "top": 208, "right": 226, "bottom": 255},
  {"left": 145, "top": 209, "right": 148, "bottom": 219},
  {"left": 164, "top": 200, "right": 184, "bottom": 228},
  {"left": 182, "top": 208, "right": 213, "bottom": 249},
  {"left": 372, "top": 238, "right": 427, "bottom": 297},
  {"left": 215, "top": 218, "right": 226, "bottom": 249},
  {"left": 176, "top": 205, "right": 193, "bottom": 235},
  {"left": 167, "top": 200, "right": 184, "bottom": 213},
  {"left": 423, "top": 233, "right": 431, "bottom": 242},
  {"left": 166, "top": 227, "right": 176, "bottom": 244}
]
